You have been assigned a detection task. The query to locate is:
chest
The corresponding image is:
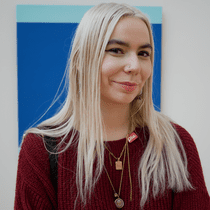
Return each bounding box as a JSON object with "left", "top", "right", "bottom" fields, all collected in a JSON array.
[{"left": 55, "top": 139, "right": 174, "bottom": 209}]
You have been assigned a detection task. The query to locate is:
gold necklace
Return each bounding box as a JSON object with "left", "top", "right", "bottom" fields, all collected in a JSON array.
[
  {"left": 104, "top": 140, "right": 127, "bottom": 170},
  {"left": 104, "top": 136, "right": 133, "bottom": 209}
]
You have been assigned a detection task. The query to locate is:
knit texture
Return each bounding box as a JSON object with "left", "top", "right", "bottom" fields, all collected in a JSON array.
[{"left": 15, "top": 125, "right": 210, "bottom": 209}]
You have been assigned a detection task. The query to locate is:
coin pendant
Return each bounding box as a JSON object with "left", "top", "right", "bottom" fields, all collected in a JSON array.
[{"left": 114, "top": 197, "right": 124, "bottom": 208}]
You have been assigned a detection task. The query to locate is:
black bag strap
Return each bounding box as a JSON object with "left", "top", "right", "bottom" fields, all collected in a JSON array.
[
  {"left": 44, "top": 136, "right": 58, "bottom": 193},
  {"left": 171, "top": 189, "right": 175, "bottom": 209}
]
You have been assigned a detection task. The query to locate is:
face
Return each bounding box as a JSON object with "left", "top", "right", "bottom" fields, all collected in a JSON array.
[{"left": 101, "top": 17, "right": 152, "bottom": 105}]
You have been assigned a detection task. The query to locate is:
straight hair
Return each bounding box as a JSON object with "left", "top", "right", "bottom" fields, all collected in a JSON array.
[{"left": 24, "top": 3, "right": 192, "bottom": 208}]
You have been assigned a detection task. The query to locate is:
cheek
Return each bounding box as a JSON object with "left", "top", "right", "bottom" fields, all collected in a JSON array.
[
  {"left": 101, "top": 56, "right": 112, "bottom": 72},
  {"left": 142, "top": 63, "right": 152, "bottom": 82},
  {"left": 101, "top": 61, "right": 118, "bottom": 84},
  {"left": 101, "top": 59, "right": 112, "bottom": 85},
  {"left": 146, "top": 68, "right": 152, "bottom": 80},
  {"left": 101, "top": 58, "right": 111, "bottom": 71},
  {"left": 101, "top": 55, "right": 120, "bottom": 75}
]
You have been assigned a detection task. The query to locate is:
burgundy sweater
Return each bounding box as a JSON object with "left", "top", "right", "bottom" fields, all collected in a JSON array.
[{"left": 15, "top": 125, "right": 210, "bottom": 209}]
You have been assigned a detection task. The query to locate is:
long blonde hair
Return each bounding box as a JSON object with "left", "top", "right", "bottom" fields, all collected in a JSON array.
[{"left": 24, "top": 3, "right": 192, "bottom": 208}]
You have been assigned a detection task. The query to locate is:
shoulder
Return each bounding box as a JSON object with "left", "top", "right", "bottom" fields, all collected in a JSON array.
[
  {"left": 17, "top": 133, "right": 55, "bottom": 195},
  {"left": 173, "top": 123, "right": 193, "bottom": 140},
  {"left": 22, "top": 132, "right": 44, "bottom": 149},
  {"left": 16, "top": 133, "right": 57, "bottom": 208},
  {"left": 21, "top": 133, "right": 47, "bottom": 157},
  {"left": 171, "top": 124, "right": 202, "bottom": 165},
  {"left": 173, "top": 124, "right": 208, "bottom": 186},
  {"left": 172, "top": 123, "right": 198, "bottom": 156},
  {"left": 19, "top": 133, "right": 50, "bottom": 177}
]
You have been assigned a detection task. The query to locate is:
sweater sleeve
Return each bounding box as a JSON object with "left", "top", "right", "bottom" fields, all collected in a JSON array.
[
  {"left": 14, "top": 133, "right": 57, "bottom": 210},
  {"left": 172, "top": 125, "right": 210, "bottom": 210}
]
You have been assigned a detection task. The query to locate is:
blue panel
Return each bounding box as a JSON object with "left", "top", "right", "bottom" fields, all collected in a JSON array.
[
  {"left": 17, "top": 23, "right": 78, "bottom": 145},
  {"left": 17, "top": 6, "right": 162, "bottom": 146},
  {"left": 17, "top": 22, "right": 162, "bottom": 145},
  {"left": 152, "top": 24, "right": 162, "bottom": 111},
  {"left": 16, "top": 5, "right": 162, "bottom": 24}
]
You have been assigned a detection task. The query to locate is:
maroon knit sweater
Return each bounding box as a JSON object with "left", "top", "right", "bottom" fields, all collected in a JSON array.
[{"left": 15, "top": 125, "right": 210, "bottom": 209}]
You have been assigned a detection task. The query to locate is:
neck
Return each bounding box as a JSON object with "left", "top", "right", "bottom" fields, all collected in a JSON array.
[{"left": 101, "top": 101, "right": 130, "bottom": 141}]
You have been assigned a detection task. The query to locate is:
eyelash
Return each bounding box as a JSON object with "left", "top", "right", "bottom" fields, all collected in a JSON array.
[
  {"left": 106, "top": 48, "right": 123, "bottom": 54},
  {"left": 106, "top": 48, "right": 150, "bottom": 57},
  {"left": 138, "top": 51, "right": 150, "bottom": 57}
]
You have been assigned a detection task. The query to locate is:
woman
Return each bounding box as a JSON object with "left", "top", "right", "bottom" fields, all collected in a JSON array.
[{"left": 15, "top": 3, "right": 210, "bottom": 209}]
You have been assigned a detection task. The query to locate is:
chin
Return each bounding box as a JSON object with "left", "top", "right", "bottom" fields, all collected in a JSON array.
[
  {"left": 101, "top": 92, "right": 138, "bottom": 105},
  {"left": 113, "top": 96, "right": 137, "bottom": 105}
]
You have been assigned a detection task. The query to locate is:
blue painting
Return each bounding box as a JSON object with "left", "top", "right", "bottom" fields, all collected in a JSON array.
[{"left": 16, "top": 5, "right": 162, "bottom": 146}]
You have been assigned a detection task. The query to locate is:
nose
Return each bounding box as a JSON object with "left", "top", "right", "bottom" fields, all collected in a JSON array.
[{"left": 124, "top": 53, "right": 141, "bottom": 74}]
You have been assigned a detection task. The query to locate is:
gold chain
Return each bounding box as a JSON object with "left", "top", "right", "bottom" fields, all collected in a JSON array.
[
  {"left": 126, "top": 137, "right": 132, "bottom": 201},
  {"left": 104, "top": 141, "right": 127, "bottom": 161},
  {"left": 104, "top": 139, "right": 127, "bottom": 198},
  {"left": 104, "top": 137, "right": 133, "bottom": 203}
]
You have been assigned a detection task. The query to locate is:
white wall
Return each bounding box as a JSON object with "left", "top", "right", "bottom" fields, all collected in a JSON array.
[{"left": 0, "top": 0, "right": 210, "bottom": 209}]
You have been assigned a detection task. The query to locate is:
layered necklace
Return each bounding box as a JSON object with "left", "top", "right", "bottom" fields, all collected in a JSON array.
[{"left": 104, "top": 132, "right": 137, "bottom": 209}]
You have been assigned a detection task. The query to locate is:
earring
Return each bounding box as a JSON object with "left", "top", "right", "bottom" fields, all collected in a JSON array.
[
  {"left": 135, "top": 89, "right": 143, "bottom": 100},
  {"left": 136, "top": 95, "right": 142, "bottom": 100}
]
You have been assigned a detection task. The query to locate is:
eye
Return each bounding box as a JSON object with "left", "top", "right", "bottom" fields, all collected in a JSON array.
[
  {"left": 105, "top": 48, "right": 124, "bottom": 54},
  {"left": 138, "top": 51, "right": 150, "bottom": 57}
]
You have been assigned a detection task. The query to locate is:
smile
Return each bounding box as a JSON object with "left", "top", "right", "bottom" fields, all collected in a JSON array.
[{"left": 113, "top": 81, "right": 138, "bottom": 92}]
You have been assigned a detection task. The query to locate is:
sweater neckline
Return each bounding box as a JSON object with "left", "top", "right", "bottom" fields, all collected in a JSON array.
[
  {"left": 104, "top": 127, "right": 144, "bottom": 146},
  {"left": 104, "top": 137, "right": 127, "bottom": 143}
]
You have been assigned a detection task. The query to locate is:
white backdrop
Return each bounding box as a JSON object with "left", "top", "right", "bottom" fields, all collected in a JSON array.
[{"left": 0, "top": 0, "right": 210, "bottom": 209}]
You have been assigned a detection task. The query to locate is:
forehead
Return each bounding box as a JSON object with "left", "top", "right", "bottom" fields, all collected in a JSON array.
[{"left": 109, "top": 17, "right": 150, "bottom": 44}]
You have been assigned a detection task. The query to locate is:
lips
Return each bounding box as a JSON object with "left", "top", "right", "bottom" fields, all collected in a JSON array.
[
  {"left": 119, "top": 82, "right": 137, "bottom": 86},
  {"left": 113, "top": 81, "right": 138, "bottom": 92},
  {"left": 114, "top": 81, "right": 137, "bottom": 86}
]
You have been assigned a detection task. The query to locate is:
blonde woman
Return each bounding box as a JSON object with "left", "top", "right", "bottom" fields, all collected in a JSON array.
[{"left": 15, "top": 3, "right": 210, "bottom": 210}]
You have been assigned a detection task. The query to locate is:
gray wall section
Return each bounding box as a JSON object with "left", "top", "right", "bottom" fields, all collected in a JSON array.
[{"left": 0, "top": 0, "right": 210, "bottom": 209}]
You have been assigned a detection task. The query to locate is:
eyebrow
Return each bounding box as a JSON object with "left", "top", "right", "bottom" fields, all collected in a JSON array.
[
  {"left": 107, "top": 39, "right": 153, "bottom": 50},
  {"left": 107, "top": 39, "right": 129, "bottom": 47}
]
